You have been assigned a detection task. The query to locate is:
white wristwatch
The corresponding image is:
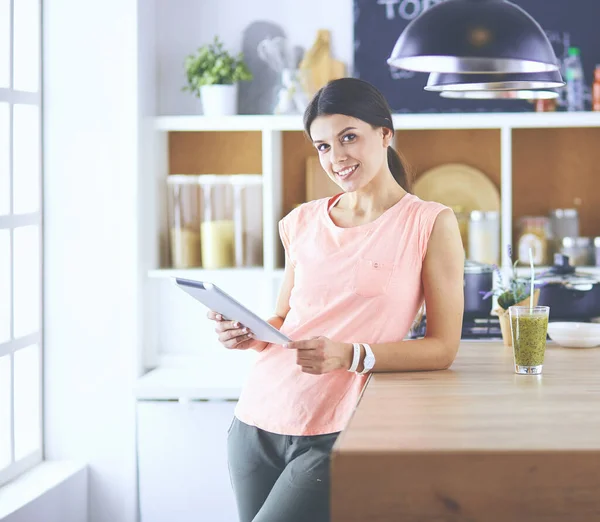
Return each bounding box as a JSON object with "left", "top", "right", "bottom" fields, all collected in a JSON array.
[
  {"left": 359, "top": 343, "right": 375, "bottom": 375},
  {"left": 348, "top": 343, "right": 361, "bottom": 372}
]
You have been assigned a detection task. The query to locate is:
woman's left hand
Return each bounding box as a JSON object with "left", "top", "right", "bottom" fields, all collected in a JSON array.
[{"left": 284, "top": 337, "right": 351, "bottom": 375}]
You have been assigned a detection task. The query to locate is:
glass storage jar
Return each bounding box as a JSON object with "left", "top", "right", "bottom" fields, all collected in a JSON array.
[
  {"left": 468, "top": 210, "right": 500, "bottom": 265},
  {"left": 548, "top": 208, "right": 579, "bottom": 257},
  {"left": 229, "top": 175, "right": 263, "bottom": 268},
  {"left": 167, "top": 174, "right": 263, "bottom": 269},
  {"left": 560, "top": 237, "right": 594, "bottom": 266},
  {"left": 517, "top": 216, "right": 550, "bottom": 266},
  {"left": 167, "top": 175, "right": 202, "bottom": 269}
]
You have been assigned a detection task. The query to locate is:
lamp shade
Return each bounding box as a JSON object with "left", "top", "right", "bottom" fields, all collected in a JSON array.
[
  {"left": 387, "top": 0, "right": 559, "bottom": 74},
  {"left": 425, "top": 69, "right": 565, "bottom": 92},
  {"left": 440, "top": 89, "right": 558, "bottom": 99}
]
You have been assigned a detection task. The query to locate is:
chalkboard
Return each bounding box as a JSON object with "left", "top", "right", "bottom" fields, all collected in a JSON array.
[{"left": 354, "top": 0, "right": 600, "bottom": 113}]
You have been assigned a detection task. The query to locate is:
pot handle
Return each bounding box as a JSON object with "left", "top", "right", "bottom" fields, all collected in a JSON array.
[{"left": 564, "top": 283, "right": 594, "bottom": 292}]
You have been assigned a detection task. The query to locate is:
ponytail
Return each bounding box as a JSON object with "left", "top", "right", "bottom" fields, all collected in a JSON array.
[{"left": 387, "top": 146, "right": 412, "bottom": 193}]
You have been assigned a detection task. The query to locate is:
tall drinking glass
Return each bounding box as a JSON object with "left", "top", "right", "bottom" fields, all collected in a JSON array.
[{"left": 509, "top": 306, "right": 550, "bottom": 375}]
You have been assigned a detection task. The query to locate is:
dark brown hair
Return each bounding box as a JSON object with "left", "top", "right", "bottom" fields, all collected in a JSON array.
[{"left": 303, "top": 77, "right": 412, "bottom": 192}]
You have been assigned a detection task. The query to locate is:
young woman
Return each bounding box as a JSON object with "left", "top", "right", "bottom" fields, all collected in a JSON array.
[{"left": 208, "top": 77, "right": 465, "bottom": 522}]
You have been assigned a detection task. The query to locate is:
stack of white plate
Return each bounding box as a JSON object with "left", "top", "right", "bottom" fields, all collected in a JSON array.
[{"left": 547, "top": 322, "right": 600, "bottom": 348}]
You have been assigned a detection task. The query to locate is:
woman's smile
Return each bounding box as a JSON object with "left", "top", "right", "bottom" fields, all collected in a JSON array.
[{"left": 334, "top": 164, "right": 359, "bottom": 180}]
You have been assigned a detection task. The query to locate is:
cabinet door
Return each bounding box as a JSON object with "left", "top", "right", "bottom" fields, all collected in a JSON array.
[{"left": 137, "top": 400, "right": 238, "bottom": 522}]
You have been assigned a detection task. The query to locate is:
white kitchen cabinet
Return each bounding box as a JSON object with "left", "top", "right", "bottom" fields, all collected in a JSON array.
[{"left": 137, "top": 399, "right": 238, "bottom": 522}]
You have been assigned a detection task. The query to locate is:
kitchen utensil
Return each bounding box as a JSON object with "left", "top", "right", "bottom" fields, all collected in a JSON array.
[
  {"left": 305, "top": 156, "right": 341, "bottom": 202},
  {"left": 412, "top": 163, "right": 500, "bottom": 213},
  {"left": 536, "top": 254, "right": 600, "bottom": 320},
  {"left": 257, "top": 36, "right": 308, "bottom": 114},
  {"left": 274, "top": 68, "right": 309, "bottom": 114},
  {"left": 239, "top": 21, "right": 286, "bottom": 114},
  {"left": 257, "top": 37, "right": 289, "bottom": 72},
  {"left": 547, "top": 322, "right": 600, "bottom": 348},
  {"left": 464, "top": 260, "right": 494, "bottom": 318},
  {"left": 299, "top": 29, "right": 346, "bottom": 97}
]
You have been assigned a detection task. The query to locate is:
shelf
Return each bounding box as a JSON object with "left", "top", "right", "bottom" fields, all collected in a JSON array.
[
  {"left": 514, "top": 266, "right": 600, "bottom": 276},
  {"left": 155, "top": 115, "right": 303, "bottom": 132},
  {"left": 155, "top": 112, "right": 600, "bottom": 133},
  {"left": 135, "top": 367, "right": 243, "bottom": 400},
  {"left": 147, "top": 267, "right": 267, "bottom": 279}
]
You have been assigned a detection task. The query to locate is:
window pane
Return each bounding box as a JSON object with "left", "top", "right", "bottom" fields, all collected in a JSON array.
[
  {"left": 13, "top": 0, "right": 40, "bottom": 92},
  {"left": 13, "top": 225, "right": 39, "bottom": 338},
  {"left": 0, "top": 0, "right": 9, "bottom": 88},
  {"left": 12, "top": 104, "right": 40, "bottom": 215},
  {"left": 0, "top": 229, "right": 9, "bottom": 344},
  {"left": 0, "top": 355, "right": 11, "bottom": 470},
  {"left": 14, "top": 344, "right": 39, "bottom": 460},
  {"left": 0, "top": 102, "right": 8, "bottom": 216}
]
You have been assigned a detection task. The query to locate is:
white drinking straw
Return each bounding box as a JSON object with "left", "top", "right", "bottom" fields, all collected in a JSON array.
[{"left": 529, "top": 247, "right": 535, "bottom": 311}]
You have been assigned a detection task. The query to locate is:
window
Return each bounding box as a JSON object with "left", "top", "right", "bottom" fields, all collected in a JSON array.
[{"left": 0, "top": 0, "right": 43, "bottom": 487}]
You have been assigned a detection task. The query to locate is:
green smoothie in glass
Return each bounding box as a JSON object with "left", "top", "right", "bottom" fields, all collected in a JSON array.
[{"left": 509, "top": 306, "right": 550, "bottom": 375}]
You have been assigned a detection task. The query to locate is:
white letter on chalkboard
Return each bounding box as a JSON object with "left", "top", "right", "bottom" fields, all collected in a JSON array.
[
  {"left": 399, "top": 0, "right": 421, "bottom": 20},
  {"left": 377, "top": 0, "right": 400, "bottom": 20}
]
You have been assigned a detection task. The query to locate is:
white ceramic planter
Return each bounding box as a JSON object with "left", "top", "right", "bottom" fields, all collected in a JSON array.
[{"left": 200, "top": 84, "right": 238, "bottom": 116}]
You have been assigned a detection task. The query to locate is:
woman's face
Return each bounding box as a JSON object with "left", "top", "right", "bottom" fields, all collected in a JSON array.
[{"left": 310, "top": 114, "right": 392, "bottom": 193}]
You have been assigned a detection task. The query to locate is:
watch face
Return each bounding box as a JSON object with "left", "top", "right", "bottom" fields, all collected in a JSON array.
[{"left": 365, "top": 355, "right": 375, "bottom": 369}]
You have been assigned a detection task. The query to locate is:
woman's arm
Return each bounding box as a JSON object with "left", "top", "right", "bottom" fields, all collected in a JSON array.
[{"left": 363, "top": 208, "right": 465, "bottom": 372}]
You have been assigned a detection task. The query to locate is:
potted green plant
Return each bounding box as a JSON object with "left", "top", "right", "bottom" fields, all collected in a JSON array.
[
  {"left": 183, "top": 36, "right": 253, "bottom": 116},
  {"left": 482, "top": 246, "right": 542, "bottom": 346}
]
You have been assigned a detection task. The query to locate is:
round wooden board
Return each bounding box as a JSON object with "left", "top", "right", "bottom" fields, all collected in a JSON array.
[{"left": 412, "top": 163, "right": 500, "bottom": 212}]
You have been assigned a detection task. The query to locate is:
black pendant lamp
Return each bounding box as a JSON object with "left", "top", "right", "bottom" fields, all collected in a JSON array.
[
  {"left": 425, "top": 70, "right": 565, "bottom": 92},
  {"left": 440, "top": 89, "right": 558, "bottom": 99},
  {"left": 387, "top": 0, "right": 559, "bottom": 74}
]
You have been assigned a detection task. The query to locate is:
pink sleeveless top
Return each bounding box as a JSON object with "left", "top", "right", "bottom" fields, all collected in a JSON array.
[{"left": 234, "top": 193, "right": 449, "bottom": 436}]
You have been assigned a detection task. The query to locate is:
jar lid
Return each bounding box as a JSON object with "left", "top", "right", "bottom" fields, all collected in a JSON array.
[
  {"left": 167, "top": 174, "right": 263, "bottom": 185},
  {"left": 549, "top": 208, "right": 578, "bottom": 218},
  {"left": 464, "top": 260, "right": 494, "bottom": 274},
  {"left": 469, "top": 210, "right": 499, "bottom": 221},
  {"left": 519, "top": 215, "right": 549, "bottom": 226},
  {"left": 562, "top": 236, "right": 591, "bottom": 248}
]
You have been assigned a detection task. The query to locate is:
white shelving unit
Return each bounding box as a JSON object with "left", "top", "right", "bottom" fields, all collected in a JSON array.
[
  {"left": 154, "top": 111, "right": 600, "bottom": 132},
  {"left": 148, "top": 111, "right": 600, "bottom": 280},
  {"left": 140, "top": 111, "right": 600, "bottom": 369}
]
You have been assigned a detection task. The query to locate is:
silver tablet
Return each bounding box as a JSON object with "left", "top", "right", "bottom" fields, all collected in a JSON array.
[{"left": 174, "top": 277, "right": 290, "bottom": 345}]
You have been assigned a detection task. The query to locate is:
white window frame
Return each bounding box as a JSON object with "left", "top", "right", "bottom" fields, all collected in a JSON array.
[{"left": 0, "top": 0, "right": 43, "bottom": 487}]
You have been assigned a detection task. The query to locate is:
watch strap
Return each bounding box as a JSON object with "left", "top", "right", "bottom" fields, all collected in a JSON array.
[
  {"left": 359, "top": 343, "right": 374, "bottom": 375},
  {"left": 348, "top": 343, "right": 360, "bottom": 372}
]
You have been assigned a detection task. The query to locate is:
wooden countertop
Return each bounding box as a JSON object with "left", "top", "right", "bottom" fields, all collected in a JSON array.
[{"left": 331, "top": 341, "right": 600, "bottom": 522}]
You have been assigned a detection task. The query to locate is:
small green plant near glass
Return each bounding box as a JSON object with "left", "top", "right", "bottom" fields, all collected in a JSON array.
[
  {"left": 182, "top": 36, "right": 253, "bottom": 97},
  {"left": 481, "top": 245, "right": 546, "bottom": 310}
]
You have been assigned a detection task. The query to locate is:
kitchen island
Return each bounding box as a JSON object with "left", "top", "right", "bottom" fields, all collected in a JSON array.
[{"left": 331, "top": 341, "right": 600, "bottom": 522}]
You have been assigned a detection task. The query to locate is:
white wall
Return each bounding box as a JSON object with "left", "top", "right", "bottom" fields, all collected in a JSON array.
[
  {"left": 156, "top": 0, "right": 352, "bottom": 115},
  {"left": 43, "top": 1, "right": 141, "bottom": 522}
]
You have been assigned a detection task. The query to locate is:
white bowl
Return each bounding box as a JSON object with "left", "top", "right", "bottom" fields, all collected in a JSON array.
[{"left": 547, "top": 322, "right": 600, "bottom": 348}]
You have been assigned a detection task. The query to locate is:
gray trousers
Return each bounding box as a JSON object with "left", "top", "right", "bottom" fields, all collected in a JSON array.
[{"left": 227, "top": 417, "right": 340, "bottom": 522}]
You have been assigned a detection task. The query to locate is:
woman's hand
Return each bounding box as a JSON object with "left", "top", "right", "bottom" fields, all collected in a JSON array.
[
  {"left": 284, "top": 336, "right": 352, "bottom": 375},
  {"left": 207, "top": 311, "right": 268, "bottom": 351}
]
